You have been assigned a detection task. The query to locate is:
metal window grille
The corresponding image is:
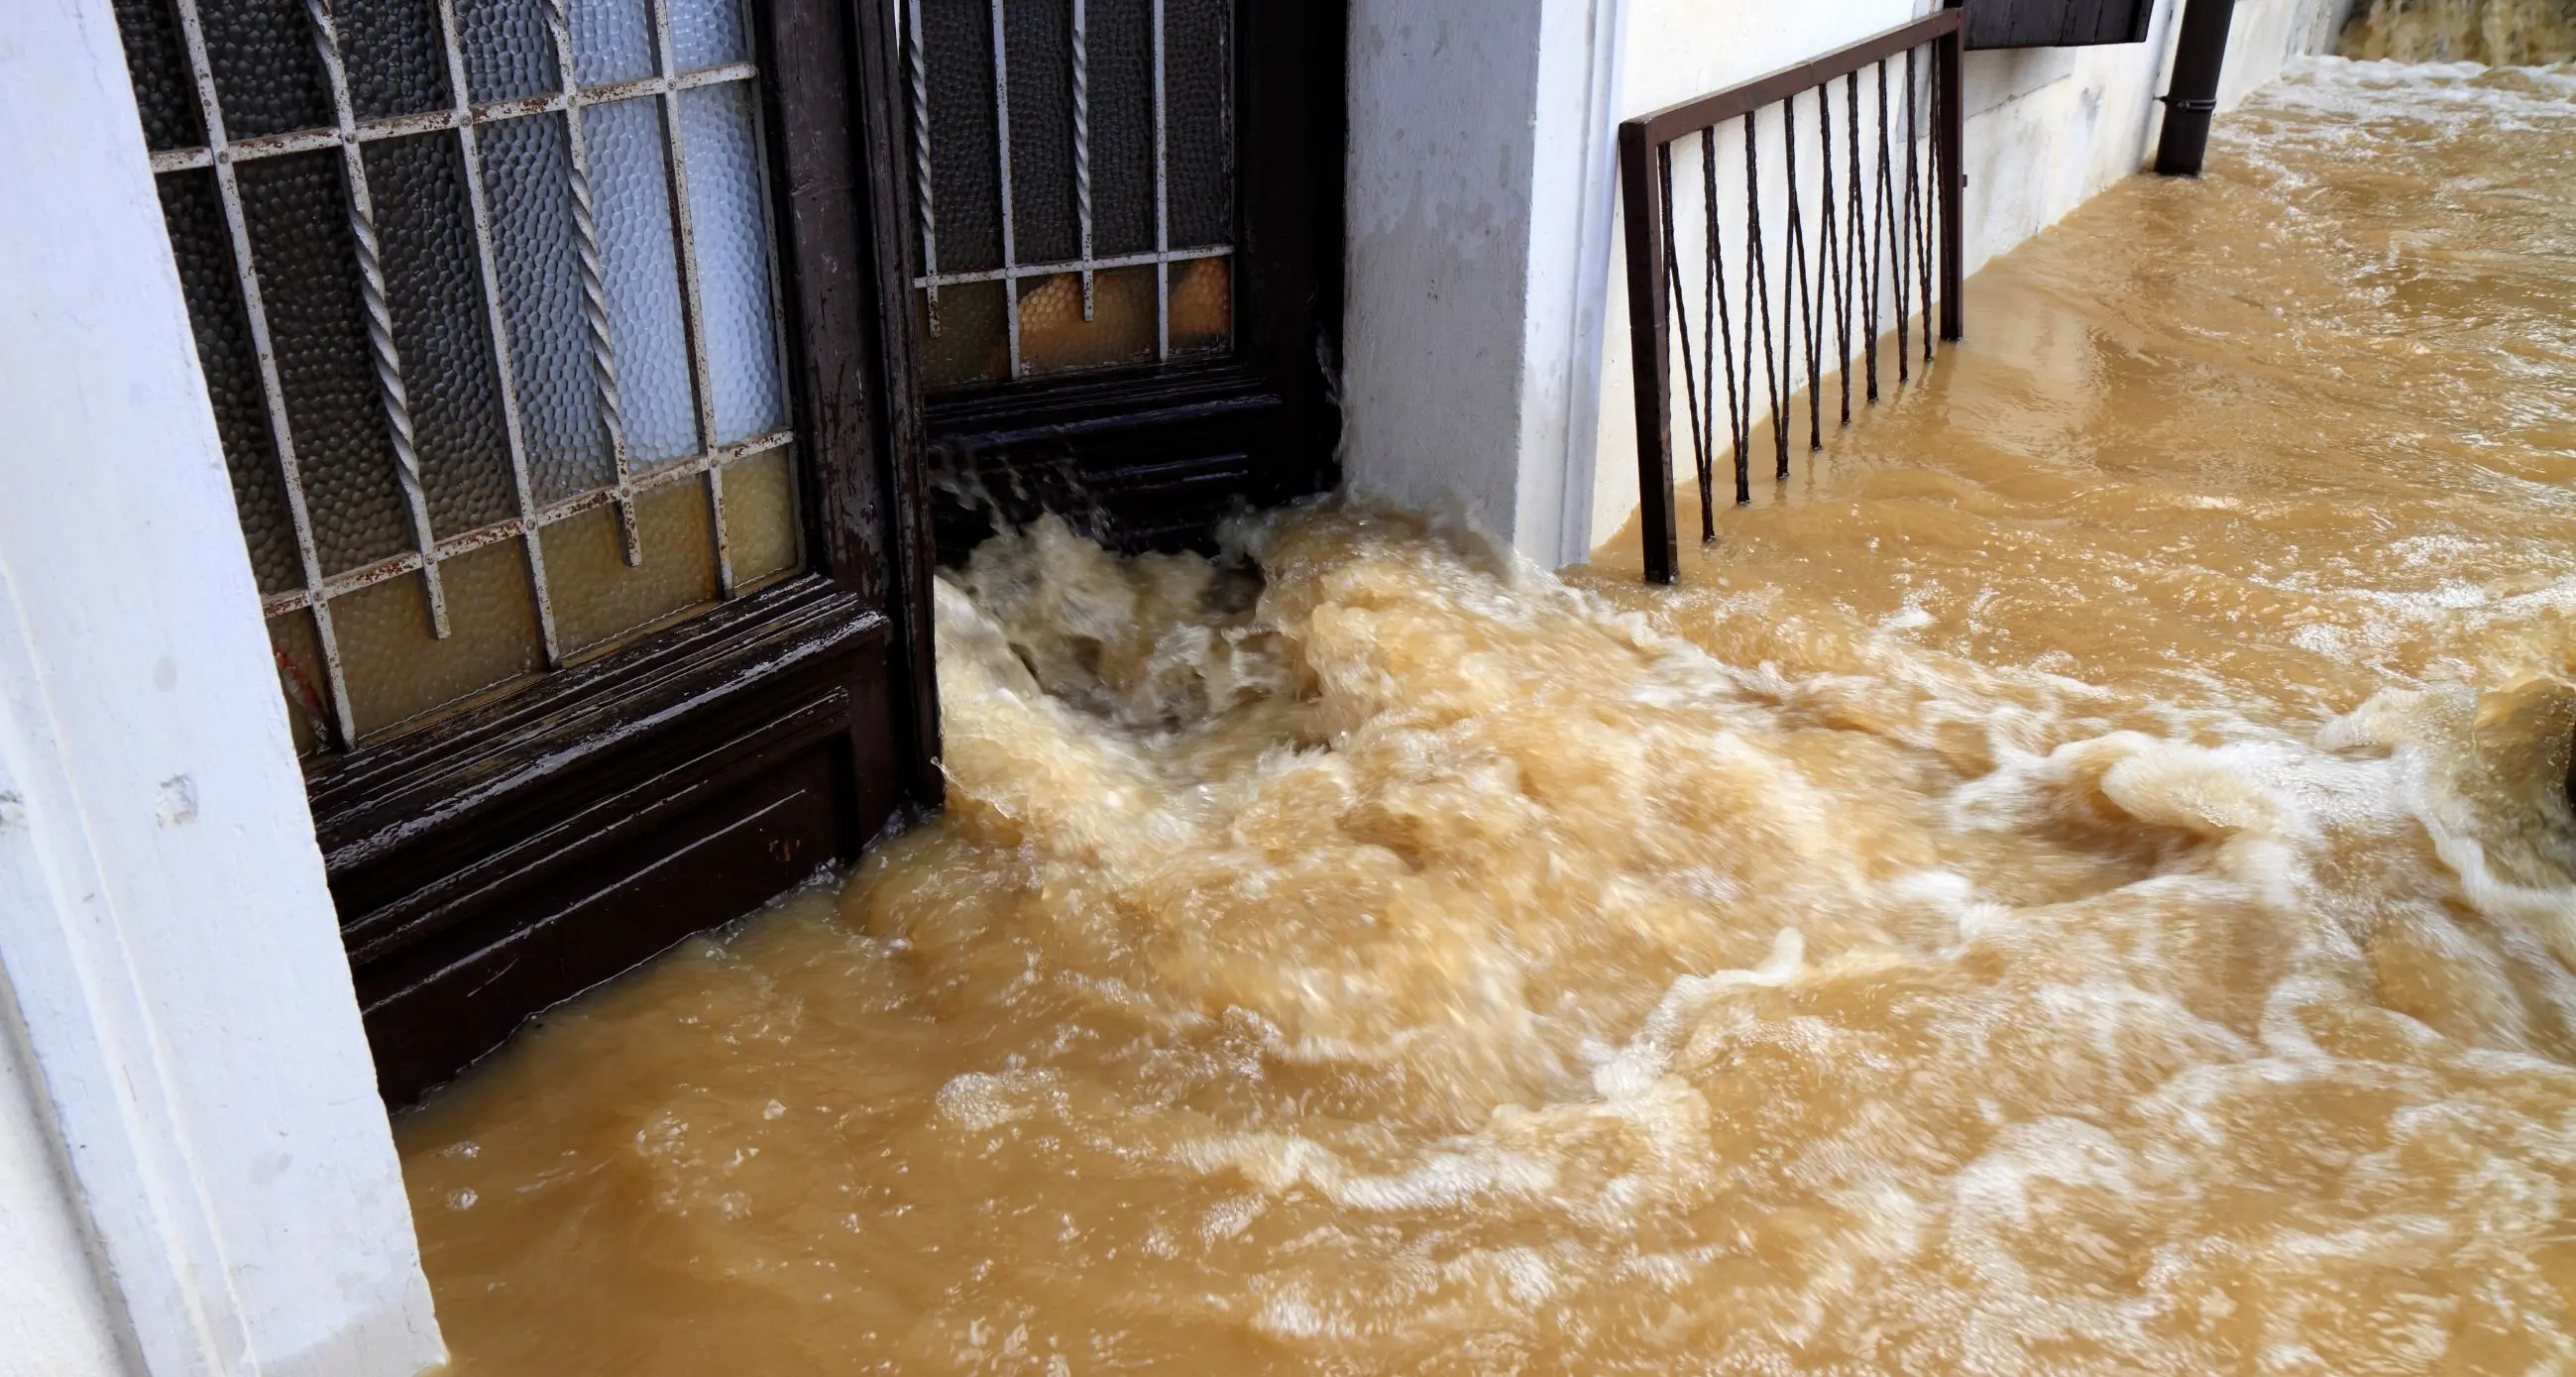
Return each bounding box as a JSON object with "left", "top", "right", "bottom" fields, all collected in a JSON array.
[
  {"left": 903, "top": 0, "right": 1234, "bottom": 388},
  {"left": 113, "top": 0, "right": 801, "bottom": 751}
]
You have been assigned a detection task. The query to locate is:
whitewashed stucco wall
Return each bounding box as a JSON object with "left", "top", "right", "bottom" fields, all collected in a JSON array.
[
  {"left": 0, "top": 0, "right": 446, "bottom": 1372},
  {"left": 1341, "top": 0, "right": 2355, "bottom": 566}
]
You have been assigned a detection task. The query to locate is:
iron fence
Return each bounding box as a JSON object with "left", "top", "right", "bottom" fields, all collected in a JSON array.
[{"left": 1619, "top": 8, "right": 1964, "bottom": 584}]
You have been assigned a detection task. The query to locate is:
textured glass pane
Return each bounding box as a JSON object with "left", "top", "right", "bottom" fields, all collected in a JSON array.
[
  {"left": 333, "top": 540, "right": 542, "bottom": 737},
  {"left": 678, "top": 83, "right": 785, "bottom": 443},
  {"left": 1168, "top": 254, "right": 1229, "bottom": 358},
  {"left": 113, "top": 0, "right": 205, "bottom": 150},
  {"left": 200, "top": 0, "right": 332, "bottom": 139},
  {"left": 584, "top": 97, "right": 699, "bottom": 465},
  {"left": 1019, "top": 267, "right": 1153, "bottom": 375},
  {"left": 158, "top": 170, "right": 303, "bottom": 595},
  {"left": 1083, "top": 0, "right": 1154, "bottom": 257},
  {"left": 456, "top": 0, "right": 559, "bottom": 102},
  {"left": 669, "top": 0, "right": 748, "bottom": 70},
  {"left": 922, "top": 0, "right": 1001, "bottom": 272},
  {"left": 1002, "top": 0, "right": 1076, "bottom": 266},
  {"left": 478, "top": 113, "right": 615, "bottom": 503},
  {"left": 269, "top": 610, "right": 334, "bottom": 756},
  {"left": 720, "top": 447, "right": 800, "bottom": 586},
  {"left": 340, "top": 0, "right": 453, "bottom": 120},
  {"left": 916, "top": 282, "right": 1007, "bottom": 389},
  {"left": 1165, "top": 0, "right": 1230, "bottom": 249},
  {"left": 569, "top": 0, "right": 653, "bottom": 85},
  {"left": 541, "top": 480, "right": 719, "bottom": 655},
  {"left": 366, "top": 134, "right": 515, "bottom": 537},
  {"left": 238, "top": 151, "right": 414, "bottom": 575}
]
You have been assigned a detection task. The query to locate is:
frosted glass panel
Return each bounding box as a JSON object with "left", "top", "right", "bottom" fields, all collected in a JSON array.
[
  {"left": 670, "top": 0, "right": 750, "bottom": 70},
  {"left": 680, "top": 83, "right": 786, "bottom": 443},
  {"left": 569, "top": 0, "right": 653, "bottom": 84},
  {"left": 456, "top": 0, "right": 559, "bottom": 102},
  {"left": 583, "top": 96, "right": 700, "bottom": 466},
  {"left": 478, "top": 113, "right": 618, "bottom": 503},
  {"left": 334, "top": 539, "right": 544, "bottom": 737},
  {"left": 543, "top": 480, "right": 722, "bottom": 654},
  {"left": 721, "top": 448, "right": 800, "bottom": 586}
]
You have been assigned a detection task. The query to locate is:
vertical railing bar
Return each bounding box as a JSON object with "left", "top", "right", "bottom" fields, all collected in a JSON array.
[
  {"left": 1913, "top": 44, "right": 1937, "bottom": 364},
  {"left": 1861, "top": 65, "right": 1880, "bottom": 404},
  {"left": 1151, "top": 0, "right": 1171, "bottom": 360},
  {"left": 646, "top": 0, "right": 732, "bottom": 594},
  {"left": 171, "top": 0, "right": 360, "bottom": 747},
  {"left": 1821, "top": 78, "right": 1848, "bottom": 429},
  {"left": 906, "top": 0, "right": 943, "bottom": 335},
  {"left": 1656, "top": 146, "right": 1708, "bottom": 544},
  {"left": 1875, "top": 57, "right": 1898, "bottom": 392},
  {"left": 433, "top": 0, "right": 564, "bottom": 667},
  {"left": 1072, "top": 0, "right": 1094, "bottom": 319},
  {"left": 1895, "top": 45, "right": 1916, "bottom": 384},
  {"left": 1744, "top": 110, "right": 1784, "bottom": 484},
  {"left": 1616, "top": 119, "right": 1676, "bottom": 584},
  {"left": 1907, "top": 44, "right": 1931, "bottom": 368},
  {"left": 542, "top": 0, "right": 643, "bottom": 565},
  {"left": 1703, "top": 123, "right": 1743, "bottom": 506},
  {"left": 990, "top": 0, "right": 1022, "bottom": 378},
  {"left": 303, "top": 0, "right": 451, "bottom": 639},
  {"left": 1938, "top": 18, "right": 1965, "bottom": 344},
  {"left": 1692, "top": 129, "right": 1714, "bottom": 530},
  {"left": 1782, "top": 90, "right": 1819, "bottom": 456}
]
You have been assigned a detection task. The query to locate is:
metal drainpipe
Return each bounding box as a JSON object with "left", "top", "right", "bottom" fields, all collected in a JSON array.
[{"left": 2154, "top": 0, "right": 2238, "bottom": 176}]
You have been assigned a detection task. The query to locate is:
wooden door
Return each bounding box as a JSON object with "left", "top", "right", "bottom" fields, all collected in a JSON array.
[
  {"left": 107, "top": 0, "right": 938, "bottom": 1102},
  {"left": 899, "top": 0, "right": 1345, "bottom": 557}
]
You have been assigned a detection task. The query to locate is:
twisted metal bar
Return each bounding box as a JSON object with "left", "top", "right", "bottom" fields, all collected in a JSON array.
[
  {"left": 1783, "top": 89, "right": 1820, "bottom": 454},
  {"left": 1072, "top": 0, "right": 1094, "bottom": 319},
  {"left": 543, "top": 0, "right": 641, "bottom": 562},
  {"left": 1744, "top": 110, "right": 1785, "bottom": 484},
  {"left": 1655, "top": 146, "right": 1709, "bottom": 539},
  {"left": 304, "top": 0, "right": 448, "bottom": 636},
  {"left": 907, "top": 0, "right": 942, "bottom": 334},
  {"left": 1703, "top": 124, "right": 1745, "bottom": 508}
]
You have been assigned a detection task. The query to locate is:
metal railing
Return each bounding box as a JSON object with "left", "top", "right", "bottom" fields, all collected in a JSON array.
[{"left": 1618, "top": 9, "right": 1964, "bottom": 584}]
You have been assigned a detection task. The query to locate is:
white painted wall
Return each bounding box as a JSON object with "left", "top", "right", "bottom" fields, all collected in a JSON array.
[
  {"left": 1341, "top": 0, "right": 2355, "bottom": 565},
  {"left": 0, "top": 1, "right": 446, "bottom": 1373}
]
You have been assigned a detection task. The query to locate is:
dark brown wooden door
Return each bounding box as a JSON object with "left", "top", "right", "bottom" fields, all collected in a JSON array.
[
  {"left": 1962, "top": 0, "right": 2152, "bottom": 50},
  {"left": 108, "top": 0, "right": 938, "bottom": 1102},
  {"left": 899, "top": 0, "right": 1344, "bottom": 557}
]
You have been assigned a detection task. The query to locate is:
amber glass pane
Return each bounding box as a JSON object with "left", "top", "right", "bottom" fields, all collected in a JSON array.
[
  {"left": 917, "top": 281, "right": 1008, "bottom": 388},
  {"left": 335, "top": 539, "right": 545, "bottom": 737},
  {"left": 269, "top": 610, "right": 334, "bottom": 757},
  {"left": 542, "top": 479, "right": 721, "bottom": 657},
  {"left": 1019, "top": 268, "right": 1156, "bottom": 375},
  {"left": 1169, "top": 256, "right": 1231, "bottom": 358},
  {"left": 721, "top": 447, "right": 801, "bottom": 587}
]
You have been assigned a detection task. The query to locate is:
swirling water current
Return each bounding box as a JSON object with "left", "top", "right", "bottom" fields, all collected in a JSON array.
[{"left": 400, "top": 58, "right": 2576, "bottom": 1375}]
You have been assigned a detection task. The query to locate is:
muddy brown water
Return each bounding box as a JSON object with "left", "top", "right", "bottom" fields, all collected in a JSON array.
[{"left": 399, "top": 59, "right": 2576, "bottom": 1374}]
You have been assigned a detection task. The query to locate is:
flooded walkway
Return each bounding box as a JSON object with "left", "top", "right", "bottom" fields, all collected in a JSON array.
[{"left": 399, "top": 59, "right": 2576, "bottom": 1374}]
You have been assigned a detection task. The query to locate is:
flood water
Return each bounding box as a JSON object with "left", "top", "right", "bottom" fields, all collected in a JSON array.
[{"left": 399, "top": 59, "right": 2576, "bottom": 1374}]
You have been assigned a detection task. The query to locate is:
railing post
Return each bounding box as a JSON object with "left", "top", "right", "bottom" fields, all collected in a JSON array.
[
  {"left": 1618, "top": 120, "right": 1679, "bottom": 584},
  {"left": 1937, "top": 1, "right": 1964, "bottom": 342}
]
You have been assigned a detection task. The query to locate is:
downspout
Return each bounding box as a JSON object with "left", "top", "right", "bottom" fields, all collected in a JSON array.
[{"left": 2153, "top": 0, "right": 2237, "bottom": 175}]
